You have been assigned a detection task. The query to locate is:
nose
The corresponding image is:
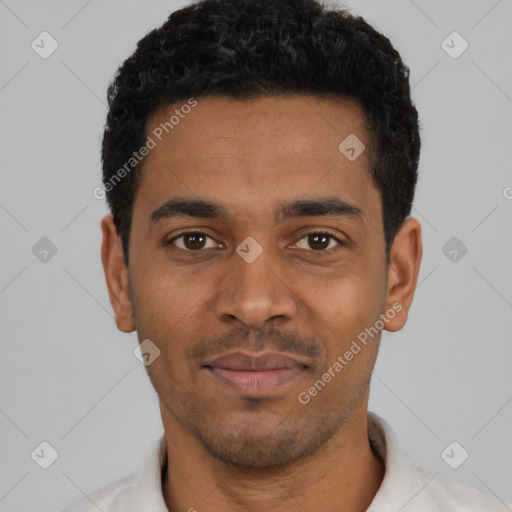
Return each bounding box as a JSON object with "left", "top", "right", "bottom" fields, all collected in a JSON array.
[{"left": 214, "top": 241, "right": 298, "bottom": 330}]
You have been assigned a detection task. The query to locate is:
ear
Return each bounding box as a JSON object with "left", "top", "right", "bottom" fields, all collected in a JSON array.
[
  {"left": 100, "top": 214, "right": 136, "bottom": 333},
  {"left": 383, "top": 217, "right": 422, "bottom": 332}
]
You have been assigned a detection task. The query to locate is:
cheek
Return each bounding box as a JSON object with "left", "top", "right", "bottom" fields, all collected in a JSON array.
[
  {"left": 132, "top": 266, "right": 205, "bottom": 331},
  {"left": 298, "top": 279, "right": 382, "bottom": 400},
  {"left": 130, "top": 271, "right": 214, "bottom": 378},
  {"left": 308, "top": 270, "right": 384, "bottom": 332},
  {"left": 300, "top": 272, "right": 385, "bottom": 382}
]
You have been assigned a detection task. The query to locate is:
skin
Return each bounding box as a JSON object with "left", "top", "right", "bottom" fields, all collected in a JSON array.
[{"left": 101, "top": 95, "right": 422, "bottom": 512}]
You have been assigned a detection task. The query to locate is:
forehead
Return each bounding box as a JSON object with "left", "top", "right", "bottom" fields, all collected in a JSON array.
[
  {"left": 134, "top": 95, "right": 381, "bottom": 228},
  {"left": 146, "top": 95, "right": 369, "bottom": 160}
]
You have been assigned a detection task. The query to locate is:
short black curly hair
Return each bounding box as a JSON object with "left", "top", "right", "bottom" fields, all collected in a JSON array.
[{"left": 101, "top": 0, "right": 421, "bottom": 267}]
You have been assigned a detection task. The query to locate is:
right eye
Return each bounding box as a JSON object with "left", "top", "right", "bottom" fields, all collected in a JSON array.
[{"left": 165, "top": 231, "right": 221, "bottom": 251}]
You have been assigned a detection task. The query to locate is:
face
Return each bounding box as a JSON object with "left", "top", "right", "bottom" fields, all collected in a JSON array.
[{"left": 101, "top": 95, "right": 422, "bottom": 468}]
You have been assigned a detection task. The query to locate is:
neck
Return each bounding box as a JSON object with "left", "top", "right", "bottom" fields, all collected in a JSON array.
[{"left": 160, "top": 403, "right": 385, "bottom": 512}]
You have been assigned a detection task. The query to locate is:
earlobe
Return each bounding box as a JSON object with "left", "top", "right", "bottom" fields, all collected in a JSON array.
[
  {"left": 383, "top": 217, "right": 422, "bottom": 333},
  {"left": 100, "top": 214, "right": 136, "bottom": 333}
]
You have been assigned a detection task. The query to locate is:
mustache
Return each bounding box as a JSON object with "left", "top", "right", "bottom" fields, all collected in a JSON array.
[{"left": 186, "top": 326, "right": 321, "bottom": 362}]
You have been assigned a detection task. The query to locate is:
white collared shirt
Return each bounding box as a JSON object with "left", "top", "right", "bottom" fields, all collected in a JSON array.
[{"left": 57, "top": 411, "right": 510, "bottom": 511}]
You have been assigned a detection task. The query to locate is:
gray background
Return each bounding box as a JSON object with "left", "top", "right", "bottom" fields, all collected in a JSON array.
[{"left": 0, "top": 0, "right": 511, "bottom": 510}]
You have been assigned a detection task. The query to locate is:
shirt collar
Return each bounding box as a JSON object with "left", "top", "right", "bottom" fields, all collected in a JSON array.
[
  {"left": 127, "top": 431, "right": 169, "bottom": 511},
  {"left": 366, "top": 411, "right": 435, "bottom": 510},
  {"left": 127, "top": 411, "right": 434, "bottom": 511}
]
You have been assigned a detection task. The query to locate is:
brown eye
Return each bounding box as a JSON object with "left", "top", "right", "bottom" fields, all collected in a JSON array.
[
  {"left": 295, "top": 231, "right": 344, "bottom": 252},
  {"left": 167, "top": 231, "right": 217, "bottom": 251}
]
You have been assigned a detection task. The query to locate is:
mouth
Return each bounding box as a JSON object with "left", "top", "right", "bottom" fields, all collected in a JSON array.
[{"left": 202, "top": 351, "right": 309, "bottom": 396}]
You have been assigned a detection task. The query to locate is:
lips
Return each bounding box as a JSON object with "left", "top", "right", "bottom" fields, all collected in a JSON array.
[
  {"left": 204, "top": 352, "right": 307, "bottom": 371},
  {"left": 202, "top": 351, "right": 308, "bottom": 395}
]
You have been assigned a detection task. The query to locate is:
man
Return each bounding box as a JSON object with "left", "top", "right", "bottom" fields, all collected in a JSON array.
[{"left": 59, "top": 0, "right": 509, "bottom": 510}]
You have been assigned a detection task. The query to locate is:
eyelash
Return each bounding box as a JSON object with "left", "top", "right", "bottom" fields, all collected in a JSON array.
[{"left": 165, "top": 229, "right": 345, "bottom": 253}]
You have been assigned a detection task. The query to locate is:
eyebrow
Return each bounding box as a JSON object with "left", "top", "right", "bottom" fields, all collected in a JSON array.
[{"left": 148, "top": 195, "right": 366, "bottom": 227}]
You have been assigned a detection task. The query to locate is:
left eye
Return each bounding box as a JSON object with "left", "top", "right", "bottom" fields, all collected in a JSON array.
[{"left": 295, "top": 231, "right": 344, "bottom": 252}]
